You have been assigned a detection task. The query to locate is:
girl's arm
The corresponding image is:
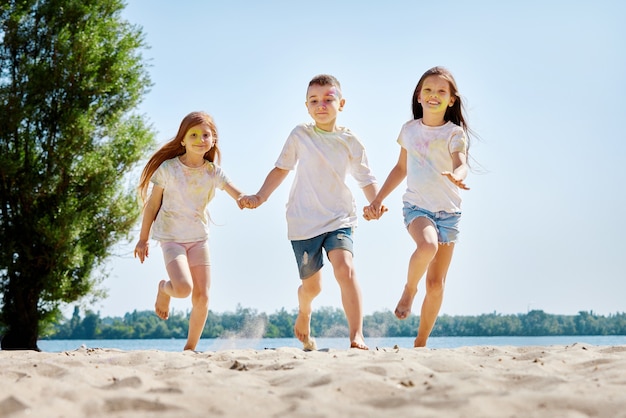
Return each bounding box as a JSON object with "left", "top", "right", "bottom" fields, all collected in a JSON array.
[
  {"left": 364, "top": 148, "right": 408, "bottom": 220},
  {"left": 223, "top": 182, "right": 246, "bottom": 209},
  {"left": 241, "top": 167, "right": 289, "bottom": 209},
  {"left": 134, "top": 185, "right": 164, "bottom": 263},
  {"left": 441, "top": 151, "right": 470, "bottom": 190}
]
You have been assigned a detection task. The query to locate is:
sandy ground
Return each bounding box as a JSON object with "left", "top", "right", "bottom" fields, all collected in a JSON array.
[{"left": 1, "top": 343, "right": 625, "bottom": 417}]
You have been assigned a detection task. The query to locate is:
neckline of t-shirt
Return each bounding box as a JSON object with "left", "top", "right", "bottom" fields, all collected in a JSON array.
[
  {"left": 177, "top": 156, "right": 208, "bottom": 169},
  {"left": 312, "top": 124, "right": 344, "bottom": 135},
  {"left": 418, "top": 119, "right": 451, "bottom": 129}
]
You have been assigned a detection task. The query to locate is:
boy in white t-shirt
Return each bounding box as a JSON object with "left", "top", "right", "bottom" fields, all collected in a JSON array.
[{"left": 241, "top": 74, "right": 383, "bottom": 350}]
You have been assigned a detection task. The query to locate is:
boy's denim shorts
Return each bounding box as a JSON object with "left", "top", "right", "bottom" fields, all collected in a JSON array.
[
  {"left": 290, "top": 227, "right": 353, "bottom": 279},
  {"left": 402, "top": 202, "right": 461, "bottom": 244}
]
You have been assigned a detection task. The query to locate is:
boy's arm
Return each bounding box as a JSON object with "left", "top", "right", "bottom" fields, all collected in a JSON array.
[
  {"left": 361, "top": 183, "right": 379, "bottom": 204},
  {"left": 241, "top": 167, "right": 289, "bottom": 209},
  {"left": 363, "top": 148, "right": 408, "bottom": 220},
  {"left": 256, "top": 167, "right": 289, "bottom": 203}
]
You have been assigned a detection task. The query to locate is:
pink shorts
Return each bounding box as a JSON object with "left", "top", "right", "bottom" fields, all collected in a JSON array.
[{"left": 160, "top": 240, "right": 211, "bottom": 267}]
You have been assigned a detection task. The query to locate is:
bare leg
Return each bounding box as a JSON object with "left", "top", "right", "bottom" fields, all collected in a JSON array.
[
  {"left": 395, "top": 217, "right": 439, "bottom": 319},
  {"left": 328, "top": 249, "right": 367, "bottom": 350},
  {"left": 157, "top": 256, "right": 194, "bottom": 347},
  {"left": 184, "top": 264, "right": 211, "bottom": 351},
  {"left": 294, "top": 271, "right": 321, "bottom": 348},
  {"left": 414, "top": 243, "right": 454, "bottom": 347},
  {"left": 154, "top": 280, "right": 172, "bottom": 320},
  {"left": 155, "top": 260, "right": 193, "bottom": 320}
]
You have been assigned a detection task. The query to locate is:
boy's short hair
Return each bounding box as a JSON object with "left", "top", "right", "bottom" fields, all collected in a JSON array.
[{"left": 308, "top": 74, "right": 342, "bottom": 97}]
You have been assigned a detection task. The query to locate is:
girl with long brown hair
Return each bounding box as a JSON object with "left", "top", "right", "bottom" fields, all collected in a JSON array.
[{"left": 134, "top": 111, "right": 245, "bottom": 351}]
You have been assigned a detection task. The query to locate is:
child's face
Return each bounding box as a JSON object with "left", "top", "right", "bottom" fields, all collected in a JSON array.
[
  {"left": 305, "top": 84, "right": 345, "bottom": 131},
  {"left": 418, "top": 75, "right": 455, "bottom": 115},
  {"left": 182, "top": 123, "right": 214, "bottom": 155}
]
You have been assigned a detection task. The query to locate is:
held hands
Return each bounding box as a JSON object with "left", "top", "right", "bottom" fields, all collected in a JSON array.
[
  {"left": 238, "top": 194, "right": 264, "bottom": 209},
  {"left": 134, "top": 239, "right": 149, "bottom": 264},
  {"left": 235, "top": 196, "right": 246, "bottom": 210},
  {"left": 363, "top": 200, "right": 388, "bottom": 221},
  {"left": 441, "top": 171, "right": 470, "bottom": 190}
]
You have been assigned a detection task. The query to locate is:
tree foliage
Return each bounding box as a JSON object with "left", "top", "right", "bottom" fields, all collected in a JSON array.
[
  {"left": 44, "top": 308, "right": 626, "bottom": 341},
  {"left": 0, "top": 0, "right": 154, "bottom": 350}
]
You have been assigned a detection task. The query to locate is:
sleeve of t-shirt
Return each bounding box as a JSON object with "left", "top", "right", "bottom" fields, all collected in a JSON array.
[
  {"left": 212, "top": 165, "right": 231, "bottom": 190},
  {"left": 274, "top": 126, "right": 300, "bottom": 170},
  {"left": 396, "top": 123, "right": 408, "bottom": 150},
  {"left": 150, "top": 161, "right": 168, "bottom": 188},
  {"left": 449, "top": 128, "right": 467, "bottom": 154},
  {"left": 348, "top": 131, "right": 377, "bottom": 188}
]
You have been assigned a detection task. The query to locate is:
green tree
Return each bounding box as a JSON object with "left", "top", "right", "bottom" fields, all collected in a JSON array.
[
  {"left": 311, "top": 306, "right": 347, "bottom": 337},
  {"left": 42, "top": 307, "right": 626, "bottom": 341},
  {"left": 0, "top": 0, "right": 153, "bottom": 350},
  {"left": 78, "top": 310, "right": 101, "bottom": 339},
  {"left": 521, "top": 310, "right": 557, "bottom": 336},
  {"left": 266, "top": 308, "right": 296, "bottom": 338},
  {"left": 203, "top": 311, "right": 225, "bottom": 338}
]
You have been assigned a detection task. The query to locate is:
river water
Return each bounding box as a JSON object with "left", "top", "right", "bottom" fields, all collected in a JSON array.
[{"left": 37, "top": 335, "right": 626, "bottom": 352}]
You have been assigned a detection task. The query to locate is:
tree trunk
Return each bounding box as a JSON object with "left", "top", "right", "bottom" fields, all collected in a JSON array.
[
  {"left": 1, "top": 284, "right": 41, "bottom": 351},
  {"left": 1, "top": 328, "right": 40, "bottom": 351}
]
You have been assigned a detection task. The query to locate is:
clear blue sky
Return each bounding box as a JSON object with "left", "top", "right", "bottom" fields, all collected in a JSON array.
[{"left": 84, "top": 0, "right": 626, "bottom": 318}]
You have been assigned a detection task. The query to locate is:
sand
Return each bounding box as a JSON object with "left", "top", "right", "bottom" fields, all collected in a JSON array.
[{"left": 1, "top": 343, "right": 625, "bottom": 418}]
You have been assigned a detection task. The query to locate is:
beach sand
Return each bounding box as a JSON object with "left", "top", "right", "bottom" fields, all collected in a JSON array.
[{"left": 1, "top": 343, "right": 625, "bottom": 418}]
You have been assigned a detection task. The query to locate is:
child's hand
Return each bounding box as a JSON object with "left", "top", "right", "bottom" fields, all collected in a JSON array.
[
  {"left": 363, "top": 201, "right": 388, "bottom": 221},
  {"left": 441, "top": 171, "right": 470, "bottom": 190},
  {"left": 134, "top": 240, "right": 149, "bottom": 264},
  {"left": 239, "top": 195, "right": 262, "bottom": 209}
]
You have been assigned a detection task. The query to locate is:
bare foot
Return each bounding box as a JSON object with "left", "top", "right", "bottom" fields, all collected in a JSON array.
[
  {"left": 350, "top": 340, "right": 369, "bottom": 350},
  {"left": 413, "top": 337, "right": 427, "bottom": 348},
  {"left": 294, "top": 310, "right": 312, "bottom": 344},
  {"left": 302, "top": 337, "right": 317, "bottom": 351},
  {"left": 394, "top": 285, "right": 417, "bottom": 320},
  {"left": 155, "top": 280, "right": 171, "bottom": 320}
]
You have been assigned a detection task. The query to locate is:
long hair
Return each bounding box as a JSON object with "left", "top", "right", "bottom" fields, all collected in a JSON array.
[
  {"left": 411, "top": 67, "right": 473, "bottom": 150},
  {"left": 138, "top": 111, "right": 221, "bottom": 202}
]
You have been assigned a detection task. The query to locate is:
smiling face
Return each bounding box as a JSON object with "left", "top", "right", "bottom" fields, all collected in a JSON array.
[
  {"left": 417, "top": 75, "right": 456, "bottom": 119},
  {"left": 182, "top": 123, "right": 214, "bottom": 157},
  {"left": 305, "top": 84, "right": 345, "bottom": 131}
]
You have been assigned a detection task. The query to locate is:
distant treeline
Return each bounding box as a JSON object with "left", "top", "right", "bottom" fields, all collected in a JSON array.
[{"left": 41, "top": 306, "right": 626, "bottom": 340}]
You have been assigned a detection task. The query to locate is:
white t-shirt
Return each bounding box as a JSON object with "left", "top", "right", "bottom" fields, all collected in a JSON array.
[
  {"left": 276, "top": 123, "right": 377, "bottom": 240},
  {"left": 398, "top": 119, "right": 467, "bottom": 213},
  {"left": 150, "top": 157, "right": 230, "bottom": 243}
]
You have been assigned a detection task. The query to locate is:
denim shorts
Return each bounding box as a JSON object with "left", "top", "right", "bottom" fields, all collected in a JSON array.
[
  {"left": 291, "top": 228, "right": 354, "bottom": 279},
  {"left": 402, "top": 202, "right": 461, "bottom": 244},
  {"left": 161, "top": 240, "right": 211, "bottom": 267}
]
